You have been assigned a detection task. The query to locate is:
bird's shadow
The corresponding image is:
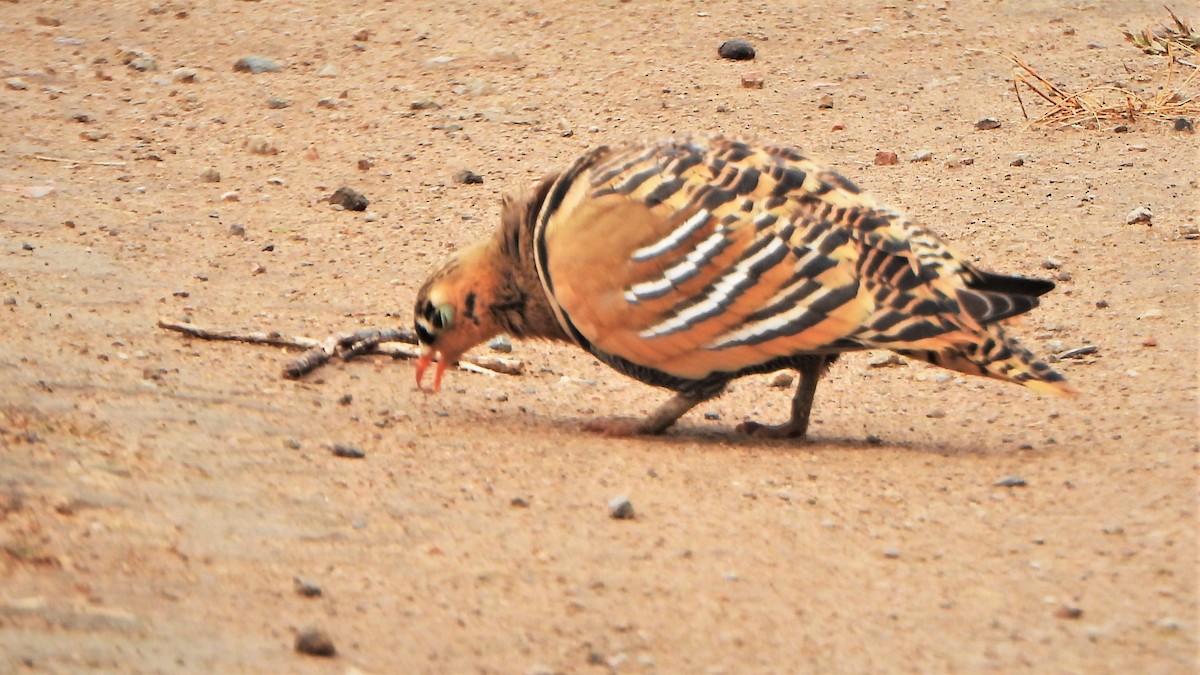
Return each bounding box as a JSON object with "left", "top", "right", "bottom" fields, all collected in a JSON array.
[{"left": 542, "top": 416, "right": 990, "bottom": 458}]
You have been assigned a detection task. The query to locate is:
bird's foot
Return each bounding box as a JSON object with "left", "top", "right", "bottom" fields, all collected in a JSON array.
[
  {"left": 583, "top": 417, "right": 661, "bottom": 437},
  {"left": 735, "top": 419, "right": 809, "bottom": 440}
]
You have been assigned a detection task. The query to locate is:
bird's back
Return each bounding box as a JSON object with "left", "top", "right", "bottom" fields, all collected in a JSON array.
[{"left": 529, "top": 137, "right": 1070, "bottom": 395}]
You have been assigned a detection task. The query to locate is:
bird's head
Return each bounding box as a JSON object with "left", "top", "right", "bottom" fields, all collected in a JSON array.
[{"left": 413, "top": 241, "right": 505, "bottom": 393}]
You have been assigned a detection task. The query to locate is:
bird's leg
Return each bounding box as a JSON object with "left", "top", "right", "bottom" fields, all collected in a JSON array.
[
  {"left": 583, "top": 390, "right": 712, "bottom": 437},
  {"left": 737, "top": 355, "right": 837, "bottom": 440}
]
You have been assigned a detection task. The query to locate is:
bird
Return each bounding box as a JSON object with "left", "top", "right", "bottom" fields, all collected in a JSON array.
[{"left": 413, "top": 136, "right": 1074, "bottom": 438}]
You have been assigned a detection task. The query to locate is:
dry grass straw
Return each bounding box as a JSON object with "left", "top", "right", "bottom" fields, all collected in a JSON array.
[{"left": 1010, "top": 7, "right": 1199, "bottom": 129}]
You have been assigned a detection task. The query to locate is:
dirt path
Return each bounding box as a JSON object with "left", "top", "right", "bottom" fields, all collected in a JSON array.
[{"left": 1, "top": 1, "right": 1196, "bottom": 672}]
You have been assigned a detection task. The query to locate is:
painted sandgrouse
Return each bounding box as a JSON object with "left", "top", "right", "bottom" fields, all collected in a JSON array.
[{"left": 414, "top": 137, "right": 1073, "bottom": 438}]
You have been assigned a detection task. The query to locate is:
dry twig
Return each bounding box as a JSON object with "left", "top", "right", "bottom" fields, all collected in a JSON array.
[
  {"left": 1008, "top": 51, "right": 1199, "bottom": 128},
  {"left": 156, "top": 319, "right": 523, "bottom": 380},
  {"left": 34, "top": 155, "right": 127, "bottom": 167}
]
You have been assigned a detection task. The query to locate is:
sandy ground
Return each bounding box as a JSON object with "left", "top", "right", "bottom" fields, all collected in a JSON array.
[{"left": 1, "top": 0, "right": 1197, "bottom": 673}]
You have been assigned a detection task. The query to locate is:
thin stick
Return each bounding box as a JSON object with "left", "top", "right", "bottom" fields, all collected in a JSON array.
[
  {"left": 156, "top": 318, "right": 524, "bottom": 380},
  {"left": 1013, "top": 78, "right": 1028, "bottom": 120},
  {"left": 34, "top": 155, "right": 127, "bottom": 167}
]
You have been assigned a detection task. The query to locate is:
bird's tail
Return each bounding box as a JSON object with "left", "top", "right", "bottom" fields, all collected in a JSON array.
[{"left": 895, "top": 323, "right": 1076, "bottom": 397}]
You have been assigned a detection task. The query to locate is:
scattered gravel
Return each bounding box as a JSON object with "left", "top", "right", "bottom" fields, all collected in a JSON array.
[
  {"left": 867, "top": 353, "right": 904, "bottom": 367},
  {"left": 769, "top": 372, "right": 794, "bottom": 388},
  {"left": 293, "top": 577, "right": 322, "bottom": 597},
  {"left": 608, "top": 495, "right": 635, "bottom": 520},
  {"left": 245, "top": 136, "right": 279, "bottom": 155},
  {"left": 329, "top": 187, "right": 369, "bottom": 211},
  {"left": 453, "top": 168, "right": 484, "bottom": 184},
  {"left": 294, "top": 627, "right": 336, "bottom": 657},
  {"left": 873, "top": 151, "right": 899, "bottom": 166},
  {"left": 234, "top": 56, "right": 282, "bottom": 73},
  {"left": 1055, "top": 605, "right": 1083, "bottom": 620},
  {"left": 718, "top": 39, "right": 756, "bottom": 60},
  {"left": 488, "top": 335, "right": 513, "bottom": 353},
  {"left": 740, "top": 72, "right": 764, "bottom": 89},
  {"left": 329, "top": 443, "right": 365, "bottom": 459},
  {"left": 1125, "top": 206, "right": 1153, "bottom": 225},
  {"left": 1057, "top": 345, "right": 1098, "bottom": 360}
]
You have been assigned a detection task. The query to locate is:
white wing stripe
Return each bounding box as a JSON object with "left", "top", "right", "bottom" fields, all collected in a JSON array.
[{"left": 631, "top": 209, "right": 711, "bottom": 262}]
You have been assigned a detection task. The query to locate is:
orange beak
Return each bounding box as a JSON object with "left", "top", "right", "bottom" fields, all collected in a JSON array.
[{"left": 415, "top": 349, "right": 448, "bottom": 394}]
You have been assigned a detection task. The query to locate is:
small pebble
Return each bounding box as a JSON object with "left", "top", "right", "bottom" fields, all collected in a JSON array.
[
  {"left": 873, "top": 151, "right": 899, "bottom": 166},
  {"left": 127, "top": 56, "right": 157, "bottom": 72},
  {"left": 1113, "top": 124, "right": 1129, "bottom": 133},
  {"left": 608, "top": 495, "right": 635, "bottom": 520},
  {"left": 1095, "top": 300, "right": 1109, "bottom": 309},
  {"left": 994, "top": 476, "right": 1027, "bottom": 488},
  {"left": 294, "top": 628, "right": 336, "bottom": 657},
  {"left": 1055, "top": 605, "right": 1084, "bottom": 620},
  {"left": 926, "top": 409, "right": 946, "bottom": 419},
  {"left": 330, "top": 443, "right": 365, "bottom": 459},
  {"left": 909, "top": 149, "right": 933, "bottom": 162},
  {"left": 329, "top": 187, "right": 369, "bottom": 211},
  {"left": 1041, "top": 257, "right": 1062, "bottom": 270},
  {"left": 882, "top": 548, "right": 901, "bottom": 559},
  {"left": 817, "top": 93, "right": 834, "bottom": 109},
  {"left": 1057, "top": 345, "right": 1098, "bottom": 359},
  {"left": 487, "top": 335, "right": 513, "bottom": 353},
  {"left": 1141, "top": 336, "right": 1157, "bottom": 347},
  {"left": 357, "top": 158, "right": 374, "bottom": 171},
  {"left": 740, "top": 72, "right": 764, "bottom": 89},
  {"left": 510, "top": 496, "right": 530, "bottom": 508},
  {"left": 1125, "top": 206, "right": 1152, "bottom": 225},
  {"left": 284, "top": 438, "right": 301, "bottom": 449},
  {"left": 1178, "top": 224, "right": 1199, "bottom": 240},
  {"left": 974, "top": 117, "right": 1001, "bottom": 130},
  {"left": 453, "top": 169, "right": 484, "bottom": 185},
  {"left": 703, "top": 411, "right": 720, "bottom": 421},
  {"left": 234, "top": 56, "right": 282, "bottom": 73},
  {"left": 245, "top": 136, "right": 279, "bottom": 155},
  {"left": 867, "top": 353, "right": 904, "bottom": 367},
  {"left": 1010, "top": 156, "right": 1026, "bottom": 167},
  {"left": 172, "top": 68, "right": 199, "bottom": 83},
  {"left": 199, "top": 168, "right": 221, "bottom": 182},
  {"left": 316, "top": 62, "right": 340, "bottom": 77},
  {"left": 293, "top": 577, "right": 322, "bottom": 597},
  {"left": 410, "top": 99, "right": 441, "bottom": 110},
  {"left": 1174, "top": 117, "right": 1194, "bottom": 133},
  {"left": 5, "top": 77, "right": 28, "bottom": 91},
  {"left": 717, "top": 39, "right": 756, "bottom": 60},
  {"left": 228, "top": 223, "right": 246, "bottom": 237},
  {"left": 267, "top": 97, "right": 290, "bottom": 109},
  {"left": 769, "top": 372, "right": 794, "bottom": 388}
]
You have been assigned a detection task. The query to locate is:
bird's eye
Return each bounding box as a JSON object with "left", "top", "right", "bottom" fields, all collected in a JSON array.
[{"left": 433, "top": 304, "right": 453, "bottom": 330}]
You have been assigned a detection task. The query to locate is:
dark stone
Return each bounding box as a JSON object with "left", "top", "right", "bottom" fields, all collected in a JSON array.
[
  {"left": 328, "top": 187, "right": 369, "bottom": 211},
  {"left": 718, "top": 39, "right": 756, "bottom": 61}
]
